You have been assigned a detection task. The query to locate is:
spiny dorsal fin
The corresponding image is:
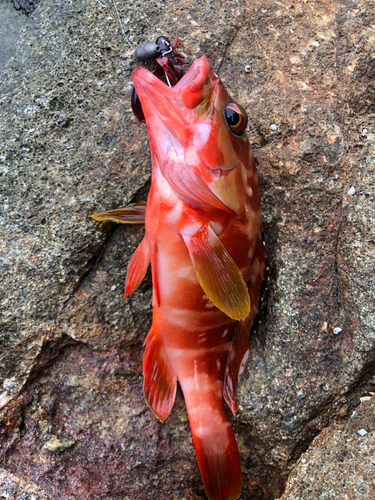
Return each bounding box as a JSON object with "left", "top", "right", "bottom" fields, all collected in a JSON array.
[
  {"left": 223, "top": 320, "right": 249, "bottom": 416},
  {"left": 182, "top": 224, "right": 250, "bottom": 321}
]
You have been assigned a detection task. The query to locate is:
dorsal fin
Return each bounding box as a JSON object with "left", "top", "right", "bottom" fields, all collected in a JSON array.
[
  {"left": 224, "top": 231, "right": 266, "bottom": 415},
  {"left": 223, "top": 320, "right": 249, "bottom": 416}
]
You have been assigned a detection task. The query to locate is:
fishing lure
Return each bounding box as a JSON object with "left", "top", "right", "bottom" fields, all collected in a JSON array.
[
  {"left": 91, "top": 42, "right": 265, "bottom": 500},
  {"left": 131, "top": 35, "right": 186, "bottom": 122}
]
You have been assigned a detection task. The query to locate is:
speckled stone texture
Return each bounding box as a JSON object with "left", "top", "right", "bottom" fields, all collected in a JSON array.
[
  {"left": 0, "top": 0, "right": 374, "bottom": 499},
  {"left": 277, "top": 397, "right": 375, "bottom": 499},
  {"left": 8, "top": 0, "right": 39, "bottom": 15}
]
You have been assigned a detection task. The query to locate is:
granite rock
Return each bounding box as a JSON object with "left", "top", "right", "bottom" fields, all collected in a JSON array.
[
  {"left": 10, "top": 0, "right": 39, "bottom": 15},
  {"left": 277, "top": 397, "right": 375, "bottom": 499}
]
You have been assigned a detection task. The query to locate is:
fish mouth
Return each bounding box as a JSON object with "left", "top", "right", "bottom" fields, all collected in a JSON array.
[
  {"left": 132, "top": 55, "right": 220, "bottom": 161},
  {"left": 132, "top": 55, "right": 217, "bottom": 112}
]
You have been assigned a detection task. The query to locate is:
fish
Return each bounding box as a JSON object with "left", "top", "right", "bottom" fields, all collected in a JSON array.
[{"left": 91, "top": 54, "right": 265, "bottom": 500}]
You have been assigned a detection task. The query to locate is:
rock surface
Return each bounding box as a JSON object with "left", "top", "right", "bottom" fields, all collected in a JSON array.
[
  {"left": 277, "top": 397, "right": 375, "bottom": 499},
  {"left": 0, "top": 0, "right": 374, "bottom": 499},
  {"left": 9, "top": 0, "right": 39, "bottom": 15},
  {"left": 0, "top": 2, "right": 27, "bottom": 68}
]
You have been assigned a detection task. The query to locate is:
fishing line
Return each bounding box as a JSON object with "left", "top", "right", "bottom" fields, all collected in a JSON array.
[
  {"left": 111, "top": 1, "right": 175, "bottom": 86},
  {"left": 111, "top": 0, "right": 133, "bottom": 49},
  {"left": 165, "top": 74, "right": 172, "bottom": 87}
]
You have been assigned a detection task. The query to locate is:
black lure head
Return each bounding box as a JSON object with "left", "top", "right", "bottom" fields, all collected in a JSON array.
[
  {"left": 131, "top": 35, "right": 186, "bottom": 123},
  {"left": 134, "top": 42, "right": 161, "bottom": 62}
]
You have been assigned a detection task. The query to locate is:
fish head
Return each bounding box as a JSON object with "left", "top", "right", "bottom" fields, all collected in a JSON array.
[{"left": 132, "top": 55, "right": 255, "bottom": 217}]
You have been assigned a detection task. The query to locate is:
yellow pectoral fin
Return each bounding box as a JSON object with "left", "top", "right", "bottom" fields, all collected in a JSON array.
[
  {"left": 89, "top": 202, "right": 146, "bottom": 224},
  {"left": 182, "top": 225, "right": 250, "bottom": 321}
]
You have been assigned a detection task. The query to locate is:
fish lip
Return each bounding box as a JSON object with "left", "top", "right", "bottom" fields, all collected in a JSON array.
[{"left": 132, "top": 55, "right": 212, "bottom": 96}]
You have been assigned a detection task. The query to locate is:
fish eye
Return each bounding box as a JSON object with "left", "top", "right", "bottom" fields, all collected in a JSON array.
[{"left": 223, "top": 101, "right": 248, "bottom": 136}]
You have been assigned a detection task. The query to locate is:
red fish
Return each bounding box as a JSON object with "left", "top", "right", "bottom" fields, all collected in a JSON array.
[{"left": 92, "top": 55, "right": 265, "bottom": 500}]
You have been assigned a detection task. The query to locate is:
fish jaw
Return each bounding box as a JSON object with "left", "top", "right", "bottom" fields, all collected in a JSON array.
[
  {"left": 132, "top": 56, "right": 253, "bottom": 217},
  {"left": 132, "top": 56, "right": 218, "bottom": 164}
]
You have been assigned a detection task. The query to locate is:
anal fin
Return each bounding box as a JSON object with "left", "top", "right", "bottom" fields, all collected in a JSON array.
[
  {"left": 223, "top": 320, "right": 249, "bottom": 416},
  {"left": 124, "top": 237, "right": 150, "bottom": 298},
  {"left": 143, "top": 328, "right": 177, "bottom": 422},
  {"left": 90, "top": 202, "right": 146, "bottom": 224}
]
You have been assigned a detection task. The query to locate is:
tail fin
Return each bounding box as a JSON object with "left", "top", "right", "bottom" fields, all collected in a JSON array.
[{"left": 183, "top": 388, "right": 241, "bottom": 500}]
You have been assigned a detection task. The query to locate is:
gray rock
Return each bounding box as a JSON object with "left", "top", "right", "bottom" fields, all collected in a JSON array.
[
  {"left": 10, "top": 0, "right": 39, "bottom": 15},
  {"left": 0, "top": 469, "right": 52, "bottom": 499},
  {"left": 277, "top": 398, "right": 375, "bottom": 500}
]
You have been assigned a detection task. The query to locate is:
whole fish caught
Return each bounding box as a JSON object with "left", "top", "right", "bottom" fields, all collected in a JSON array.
[{"left": 92, "top": 50, "right": 265, "bottom": 500}]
